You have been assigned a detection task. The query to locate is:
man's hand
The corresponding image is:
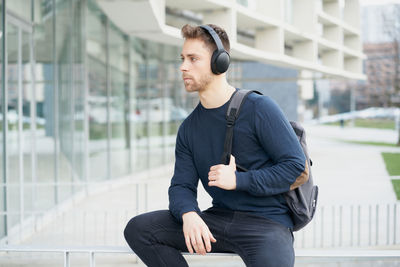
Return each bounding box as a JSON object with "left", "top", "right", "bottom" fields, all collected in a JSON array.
[
  {"left": 182, "top": 212, "right": 216, "bottom": 255},
  {"left": 208, "top": 155, "right": 237, "bottom": 190}
]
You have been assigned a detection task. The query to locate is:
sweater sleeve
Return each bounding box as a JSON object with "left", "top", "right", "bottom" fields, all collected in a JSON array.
[
  {"left": 235, "top": 96, "right": 306, "bottom": 196},
  {"left": 168, "top": 122, "right": 200, "bottom": 223}
]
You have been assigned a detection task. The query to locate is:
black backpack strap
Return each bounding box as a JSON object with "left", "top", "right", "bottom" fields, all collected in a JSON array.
[{"left": 221, "top": 89, "right": 262, "bottom": 167}]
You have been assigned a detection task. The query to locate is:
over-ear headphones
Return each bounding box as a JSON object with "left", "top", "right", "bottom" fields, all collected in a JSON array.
[{"left": 200, "top": 25, "right": 230, "bottom": 75}]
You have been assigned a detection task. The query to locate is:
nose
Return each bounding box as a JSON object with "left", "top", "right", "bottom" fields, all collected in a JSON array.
[{"left": 180, "top": 59, "right": 188, "bottom": 72}]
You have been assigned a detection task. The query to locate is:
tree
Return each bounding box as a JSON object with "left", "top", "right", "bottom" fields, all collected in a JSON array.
[{"left": 381, "top": 4, "right": 400, "bottom": 145}]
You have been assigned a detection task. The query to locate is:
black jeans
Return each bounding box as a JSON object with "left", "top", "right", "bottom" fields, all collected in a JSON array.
[{"left": 124, "top": 208, "right": 294, "bottom": 267}]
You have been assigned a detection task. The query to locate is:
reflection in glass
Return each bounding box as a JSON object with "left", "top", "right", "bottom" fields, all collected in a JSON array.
[
  {"left": 0, "top": 0, "right": 195, "bottom": 243},
  {"left": 130, "top": 39, "right": 148, "bottom": 171},
  {"left": 109, "top": 24, "right": 130, "bottom": 178},
  {"left": 34, "top": 0, "right": 56, "bottom": 211},
  {"left": 7, "top": 22, "right": 21, "bottom": 229},
  {"left": 0, "top": 2, "right": 4, "bottom": 239},
  {"left": 7, "top": 0, "right": 31, "bottom": 22},
  {"left": 147, "top": 42, "right": 164, "bottom": 167},
  {"left": 87, "top": 4, "right": 108, "bottom": 181}
]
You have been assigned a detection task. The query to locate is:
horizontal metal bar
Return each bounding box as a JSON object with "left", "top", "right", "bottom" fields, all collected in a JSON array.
[{"left": 1, "top": 246, "right": 400, "bottom": 258}]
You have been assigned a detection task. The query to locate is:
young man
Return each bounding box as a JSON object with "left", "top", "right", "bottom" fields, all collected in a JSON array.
[{"left": 124, "top": 24, "right": 308, "bottom": 267}]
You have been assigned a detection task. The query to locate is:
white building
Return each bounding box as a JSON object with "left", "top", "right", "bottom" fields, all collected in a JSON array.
[{"left": 98, "top": 0, "right": 365, "bottom": 81}]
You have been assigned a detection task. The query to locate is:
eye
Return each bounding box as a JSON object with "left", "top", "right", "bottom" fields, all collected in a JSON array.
[
  {"left": 180, "top": 57, "right": 184, "bottom": 62},
  {"left": 191, "top": 57, "right": 197, "bottom": 62}
]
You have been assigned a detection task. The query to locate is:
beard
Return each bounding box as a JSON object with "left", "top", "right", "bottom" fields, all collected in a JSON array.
[{"left": 183, "top": 73, "right": 213, "bottom": 92}]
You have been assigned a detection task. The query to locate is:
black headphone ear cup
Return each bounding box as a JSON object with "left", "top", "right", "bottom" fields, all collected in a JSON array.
[
  {"left": 215, "top": 51, "right": 230, "bottom": 74},
  {"left": 211, "top": 50, "right": 220, "bottom": 74},
  {"left": 211, "top": 50, "right": 230, "bottom": 75}
]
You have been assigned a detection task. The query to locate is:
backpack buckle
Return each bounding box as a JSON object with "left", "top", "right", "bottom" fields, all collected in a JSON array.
[
  {"left": 226, "top": 115, "right": 235, "bottom": 127},
  {"left": 226, "top": 108, "right": 237, "bottom": 127}
]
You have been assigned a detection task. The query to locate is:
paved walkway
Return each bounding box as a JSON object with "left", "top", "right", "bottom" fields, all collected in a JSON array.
[
  {"left": 305, "top": 124, "right": 399, "bottom": 205},
  {"left": 2, "top": 125, "right": 400, "bottom": 266}
]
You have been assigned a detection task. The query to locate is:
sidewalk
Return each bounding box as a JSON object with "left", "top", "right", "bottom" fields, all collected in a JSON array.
[
  {"left": 3, "top": 125, "right": 400, "bottom": 266},
  {"left": 304, "top": 124, "right": 399, "bottom": 205}
]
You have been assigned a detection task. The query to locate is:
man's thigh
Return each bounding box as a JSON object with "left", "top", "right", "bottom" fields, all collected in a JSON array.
[
  {"left": 126, "top": 209, "right": 230, "bottom": 253},
  {"left": 220, "top": 211, "right": 294, "bottom": 267},
  {"left": 125, "top": 210, "right": 188, "bottom": 252}
]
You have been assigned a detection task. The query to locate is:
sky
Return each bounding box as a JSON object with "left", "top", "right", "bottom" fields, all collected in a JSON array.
[{"left": 360, "top": 0, "right": 400, "bottom": 5}]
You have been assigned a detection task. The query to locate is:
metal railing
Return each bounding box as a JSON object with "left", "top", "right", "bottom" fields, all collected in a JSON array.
[
  {"left": 294, "top": 203, "right": 400, "bottom": 248},
  {"left": 1, "top": 202, "right": 399, "bottom": 249}
]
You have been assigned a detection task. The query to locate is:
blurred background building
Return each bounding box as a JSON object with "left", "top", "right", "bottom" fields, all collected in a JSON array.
[
  {"left": 0, "top": 0, "right": 364, "bottom": 249},
  {"left": 312, "top": 2, "right": 400, "bottom": 117}
]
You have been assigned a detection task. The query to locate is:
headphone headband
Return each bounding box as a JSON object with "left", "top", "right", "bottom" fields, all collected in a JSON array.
[
  {"left": 200, "top": 25, "right": 225, "bottom": 52},
  {"left": 199, "top": 24, "right": 230, "bottom": 74}
]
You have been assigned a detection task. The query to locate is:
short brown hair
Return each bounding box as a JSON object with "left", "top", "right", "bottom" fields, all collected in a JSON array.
[{"left": 181, "top": 24, "right": 230, "bottom": 53}]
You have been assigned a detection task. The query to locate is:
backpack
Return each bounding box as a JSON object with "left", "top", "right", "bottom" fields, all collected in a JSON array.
[{"left": 221, "top": 89, "right": 318, "bottom": 231}]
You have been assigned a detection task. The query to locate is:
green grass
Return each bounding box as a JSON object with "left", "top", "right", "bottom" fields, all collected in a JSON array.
[
  {"left": 340, "top": 140, "right": 398, "bottom": 147},
  {"left": 381, "top": 152, "right": 400, "bottom": 176},
  {"left": 381, "top": 153, "right": 400, "bottom": 200},
  {"left": 325, "top": 118, "right": 395, "bottom": 130},
  {"left": 392, "top": 180, "right": 400, "bottom": 200},
  {"left": 354, "top": 118, "right": 395, "bottom": 129}
]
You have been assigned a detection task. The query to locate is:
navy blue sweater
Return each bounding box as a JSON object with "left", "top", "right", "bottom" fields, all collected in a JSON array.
[{"left": 168, "top": 92, "right": 306, "bottom": 228}]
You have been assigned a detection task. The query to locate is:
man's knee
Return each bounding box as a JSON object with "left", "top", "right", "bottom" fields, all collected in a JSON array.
[
  {"left": 124, "top": 213, "right": 152, "bottom": 248},
  {"left": 124, "top": 210, "right": 176, "bottom": 249}
]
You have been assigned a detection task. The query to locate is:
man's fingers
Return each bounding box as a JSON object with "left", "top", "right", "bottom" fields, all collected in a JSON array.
[
  {"left": 194, "top": 232, "right": 206, "bottom": 255},
  {"left": 190, "top": 233, "right": 199, "bottom": 254},
  {"left": 208, "top": 181, "right": 218, "bottom": 187},
  {"left": 202, "top": 229, "right": 211, "bottom": 252},
  {"left": 184, "top": 234, "right": 194, "bottom": 254},
  {"left": 210, "top": 165, "right": 222, "bottom": 171},
  {"left": 209, "top": 232, "right": 217, "bottom": 243}
]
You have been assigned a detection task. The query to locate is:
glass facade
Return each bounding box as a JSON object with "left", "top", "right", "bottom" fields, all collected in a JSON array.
[
  {"left": 0, "top": 0, "right": 195, "bottom": 242},
  {"left": 0, "top": 0, "right": 298, "bottom": 244}
]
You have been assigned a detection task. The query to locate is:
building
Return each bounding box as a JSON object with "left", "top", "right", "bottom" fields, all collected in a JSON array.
[
  {"left": 360, "top": 42, "right": 400, "bottom": 108},
  {"left": 320, "top": 3, "right": 400, "bottom": 115},
  {"left": 0, "top": 0, "right": 364, "bottom": 243}
]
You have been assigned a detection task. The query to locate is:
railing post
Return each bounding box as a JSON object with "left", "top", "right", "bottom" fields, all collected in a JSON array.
[
  {"left": 357, "top": 205, "right": 361, "bottom": 246},
  {"left": 394, "top": 203, "right": 397, "bottom": 245},
  {"left": 64, "top": 251, "right": 70, "bottom": 267},
  {"left": 320, "top": 206, "right": 324, "bottom": 248},
  {"left": 368, "top": 204, "right": 372, "bottom": 246},
  {"left": 387, "top": 204, "right": 390, "bottom": 245},
  {"left": 145, "top": 183, "right": 148, "bottom": 212},
  {"left": 104, "top": 211, "right": 108, "bottom": 245},
  {"left": 312, "top": 209, "right": 317, "bottom": 248},
  {"left": 331, "top": 206, "right": 335, "bottom": 247},
  {"left": 90, "top": 251, "right": 95, "bottom": 267},
  {"left": 339, "top": 205, "right": 343, "bottom": 247},
  {"left": 136, "top": 184, "right": 139, "bottom": 214},
  {"left": 350, "top": 205, "right": 354, "bottom": 246},
  {"left": 376, "top": 204, "right": 379, "bottom": 246}
]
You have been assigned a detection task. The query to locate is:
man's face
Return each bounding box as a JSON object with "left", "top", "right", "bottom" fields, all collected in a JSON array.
[{"left": 180, "top": 38, "right": 213, "bottom": 92}]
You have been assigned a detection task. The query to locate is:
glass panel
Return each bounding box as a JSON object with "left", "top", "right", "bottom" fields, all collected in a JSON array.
[
  {"left": 7, "top": 0, "right": 31, "bottom": 22},
  {"left": 56, "top": 1, "right": 73, "bottom": 199},
  {"left": 164, "top": 45, "right": 185, "bottom": 163},
  {"left": 33, "top": 0, "right": 56, "bottom": 208},
  {"left": 87, "top": 4, "right": 107, "bottom": 181},
  {"left": 21, "top": 29, "right": 33, "bottom": 214},
  {"left": 54, "top": 0, "right": 85, "bottom": 199},
  {"left": 108, "top": 24, "right": 129, "bottom": 178},
  {"left": 7, "top": 22, "right": 20, "bottom": 228},
  {"left": 130, "top": 38, "right": 148, "bottom": 171},
  {"left": 0, "top": 2, "right": 5, "bottom": 239},
  {"left": 147, "top": 42, "right": 163, "bottom": 167},
  {"left": 72, "top": 0, "right": 85, "bottom": 185}
]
